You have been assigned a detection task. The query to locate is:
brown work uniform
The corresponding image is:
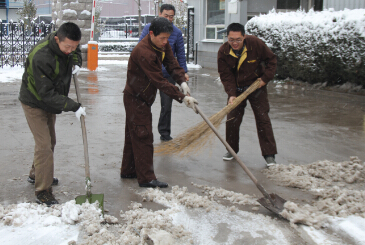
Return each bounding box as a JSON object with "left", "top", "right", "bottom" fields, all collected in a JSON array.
[
  {"left": 217, "top": 35, "right": 277, "bottom": 156},
  {"left": 122, "top": 35, "right": 186, "bottom": 184}
]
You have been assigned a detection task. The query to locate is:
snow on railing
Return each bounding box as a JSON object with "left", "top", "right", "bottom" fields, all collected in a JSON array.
[{"left": 0, "top": 22, "right": 55, "bottom": 68}]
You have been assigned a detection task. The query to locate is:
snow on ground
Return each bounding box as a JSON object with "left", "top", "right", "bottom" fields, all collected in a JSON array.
[
  {"left": 187, "top": 63, "right": 202, "bottom": 69},
  {"left": 0, "top": 186, "right": 290, "bottom": 245},
  {"left": 80, "top": 67, "right": 109, "bottom": 72},
  {"left": 263, "top": 156, "right": 365, "bottom": 244},
  {"left": 98, "top": 53, "right": 130, "bottom": 58},
  {"left": 98, "top": 60, "right": 129, "bottom": 66},
  {"left": 0, "top": 66, "right": 24, "bottom": 83},
  {"left": 1, "top": 160, "right": 365, "bottom": 245}
]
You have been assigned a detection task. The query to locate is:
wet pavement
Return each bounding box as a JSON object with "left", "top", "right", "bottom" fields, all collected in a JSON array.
[{"left": 1, "top": 63, "right": 364, "bottom": 244}]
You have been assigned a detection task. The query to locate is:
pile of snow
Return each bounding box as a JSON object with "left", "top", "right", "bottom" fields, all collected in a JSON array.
[
  {"left": 0, "top": 186, "right": 291, "bottom": 244},
  {"left": 187, "top": 63, "right": 202, "bottom": 69},
  {"left": 247, "top": 8, "right": 365, "bottom": 86},
  {"left": 263, "top": 156, "right": 365, "bottom": 228},
  {"left": 1, "top": 178, "right": 365, "bottom": 244},
  {"left": 0, "top": 200, "right": 110, "bottom": 244}
]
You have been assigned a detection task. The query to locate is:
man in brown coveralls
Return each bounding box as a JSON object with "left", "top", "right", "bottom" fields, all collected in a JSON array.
[
  {"left": 121, "top": 17, "right": 198, "bottom": 188},
  {"left": 217, "top": 22, "right": 278, "bottom": 167}
]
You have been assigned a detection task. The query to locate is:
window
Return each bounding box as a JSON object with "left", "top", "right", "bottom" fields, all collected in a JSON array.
[
  {"left": 207, "top": 0, "right": 225, "bottom": 25},
  {"left": 247, "top": 16, "right": 255, "bottom": 21},
  {"left": 313, "top": 0, "right": 323, "bottom": 11},
  {"left": 277, "top": 0, "right": 300, "bottom": 9},
  {"left": 0, "top": 0, "right": 6, "bottom": 8},
  {"left": 206, "top": 26, "right": 225, "bottom": 40},
  {"left": 206, "top": 0, "right": 225, "bottom": 40}
]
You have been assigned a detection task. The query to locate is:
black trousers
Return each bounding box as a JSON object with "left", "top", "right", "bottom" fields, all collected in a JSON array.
[
  {"left": 121, "top": 92, "right": 155, "bottom": 184},
  {"left": 158, "top": 76, "right": 176, "bottom": 137},
  {"left": 226, "top": 86, "right": 277, "bottom": 156}
]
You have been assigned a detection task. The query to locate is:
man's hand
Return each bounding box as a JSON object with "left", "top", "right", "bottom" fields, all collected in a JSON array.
[
  {"left": 75, "top": 106, "right": 86, "bottom": 121},
  {"left": 258, "top": 78, "right": 266, "bottom": 88},
  {"left": 183, "top": 96, "right": 198, "bottom": 113},
  {"left": 180, "top": 82, "right": 191, "bottom": 96},
  {"left": 228, "top": 96, "right": 236, "bottom": 105},
  {"left": 184, "top": 73, "right": 190, "bottom": 81},
  {"left": 72, "top": 65, "right": 80, "bottom": 76}
]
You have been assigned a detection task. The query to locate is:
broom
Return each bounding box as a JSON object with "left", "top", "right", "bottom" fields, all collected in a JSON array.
[{"left": 154, "top": 79, "right": 261, "bottom": 156}]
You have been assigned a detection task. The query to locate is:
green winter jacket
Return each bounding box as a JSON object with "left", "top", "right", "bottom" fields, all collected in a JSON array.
[{"left": 19, "top": 31, "right": 82, "bottom": 114}]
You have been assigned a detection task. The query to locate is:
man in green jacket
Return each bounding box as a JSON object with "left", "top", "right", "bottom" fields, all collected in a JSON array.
[{"left": 19, "top": 22, "right": 85, "bottom": 206}]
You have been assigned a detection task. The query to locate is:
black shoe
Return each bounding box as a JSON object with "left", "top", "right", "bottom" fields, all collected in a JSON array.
[
  {"left": 139, "top": 179, "right": 168, "bottom": 188},
  {"left": 160, "top": 135, "right": 173, "bottom": 141},
  {"left": 264, "top": 155, "right": 276, "bottom": 167},
  {"left": 120, "top": 173, "right": 137, "bottom": 178},
  {"left": 36, "top": 190, "right": 59, "bottom": 206},
  {"left": 27, "top": 176, "right": 59, "bottom": 185}
]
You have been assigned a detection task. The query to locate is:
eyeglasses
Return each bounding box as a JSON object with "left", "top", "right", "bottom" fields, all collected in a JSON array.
[{"left": 228, "top": 39, "right": 243, "bottom": 44}]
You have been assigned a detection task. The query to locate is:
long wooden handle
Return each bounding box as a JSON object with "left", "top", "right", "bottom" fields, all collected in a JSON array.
[
  {"left": 195, "top": 104, "right": 259, "bottom": 184},
  {"left": 195, "top": 104, "right": 275, "bottom": 202},
  {"left": 73, "top": 75, "right": 90, "bottom": 180}
]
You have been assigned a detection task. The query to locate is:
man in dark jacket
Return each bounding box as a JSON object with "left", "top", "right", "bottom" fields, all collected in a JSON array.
[
  {"left": 139, "top": 4, "right": 189, "bottom": 142},
  {"left": 19, "top": 22, "right": 85, "bottom": 206},
  {"left": 217, "top": 23, "right": 278, "bottom": 167},
  {"left": 121, "top": 17, "right": 198, "bottom": 188}
]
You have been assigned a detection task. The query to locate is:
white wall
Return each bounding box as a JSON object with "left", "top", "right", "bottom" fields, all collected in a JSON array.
[
  {"left": 0, "top": 9, "right": 19, "bottom": 22},
  {"left": 323, "top": 0, "right": 365, "bottom": 10}
]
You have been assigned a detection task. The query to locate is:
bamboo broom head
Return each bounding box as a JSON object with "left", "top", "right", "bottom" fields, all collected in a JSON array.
[{"left": 154, "top": 79, "right": 261, "bottom": 156}]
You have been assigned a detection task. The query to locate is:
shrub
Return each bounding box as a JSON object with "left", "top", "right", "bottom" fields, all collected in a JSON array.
[{"left": 246, "top": 9, "right": 365, "bottom": 86}]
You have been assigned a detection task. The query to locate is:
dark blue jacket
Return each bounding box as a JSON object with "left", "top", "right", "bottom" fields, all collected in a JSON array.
[{"left": 139, "top": 23, "right": 188, "bottom": 78}]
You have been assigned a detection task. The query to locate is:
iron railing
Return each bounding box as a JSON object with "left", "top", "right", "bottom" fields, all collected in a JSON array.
[
  {"left": 0, "top": 21, "right": 55, "bottom": 68},
  {"left": 187, "top": 7, "right": 194, "bottom": 63}
]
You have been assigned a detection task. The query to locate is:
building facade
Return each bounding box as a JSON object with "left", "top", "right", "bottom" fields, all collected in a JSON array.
[
  {"left": 187, "top": 0, "right": 365, "bottom": 69},
  {"left": 0, "top": 0, "right": 23, "bottom": 23}
]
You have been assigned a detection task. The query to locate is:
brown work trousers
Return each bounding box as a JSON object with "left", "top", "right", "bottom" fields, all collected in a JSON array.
[
  {"left": 226, "top": 86, "right": 277, "bottom": 156},
  {"left": 121, "top": 92, "right": 156, "bottom": 184},
  {"left": 21, "top": 103, "right": 56, "bottom": 195}
]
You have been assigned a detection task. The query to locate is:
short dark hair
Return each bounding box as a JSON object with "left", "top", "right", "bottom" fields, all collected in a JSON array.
[
  {"left": 227, "top": 23, "right": 245, "bottom": 36},
  {"left": 57, "top": 22, "right": 82, "bottom": 42},
  {"left": 160, "top": 4, "right": 176, "bottom": 14},
  {"left": 149, "top": 17, "right": 173, "bottom": 36}
]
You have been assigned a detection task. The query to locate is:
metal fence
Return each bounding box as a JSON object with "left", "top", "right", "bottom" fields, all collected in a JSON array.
[
  {"left": 0, "top": 21, "right": 55, "bottom": 68},
  {"left": 98, "top": 24, "right": 146, "bottom": 41},
  {"left": 187, "top": 7, "right": 195, "bottom": 63}
]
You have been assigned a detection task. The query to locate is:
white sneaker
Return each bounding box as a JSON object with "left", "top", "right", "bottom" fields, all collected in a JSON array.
[
  {"left": 223, "top": 152, "right": 234, "bottom": 161},
  {"left": 264, "top": 155, "right": 276, "bottom": 167}
]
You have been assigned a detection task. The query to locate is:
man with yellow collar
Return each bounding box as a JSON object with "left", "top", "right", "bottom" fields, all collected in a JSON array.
[
  {"left": 121, "top": 17, "right": 198, "bottom": 188},
  {"left": 217, "top": 22, "right": 277, "bottom": 167}
]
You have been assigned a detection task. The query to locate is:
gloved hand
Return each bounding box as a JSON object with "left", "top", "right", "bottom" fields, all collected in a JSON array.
[
  {"left": 180, "top": 82, "right": 191, "bottom": 96},
  {"left": 72, "top": 65, "right": 80, "bottom": 75},
  {"left": 183, "top": 96, "right": 198, "bottom": 113},
  {"left": 75, "top": 106, "right": 86, "bottom": 121}
]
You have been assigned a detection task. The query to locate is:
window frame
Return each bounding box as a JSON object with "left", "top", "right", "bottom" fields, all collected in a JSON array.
[
  {"left": 205, "top": 0, "right": 225, "bottom": 41},
  {"left": 205, "top": 25, "right": 225, "bottom": 40},
  {"left": 276, "top": 0, "right": 301, "bottom": 10}
]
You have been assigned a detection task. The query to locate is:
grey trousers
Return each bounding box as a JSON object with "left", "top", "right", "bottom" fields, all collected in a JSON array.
[
  {"left": 21, "top": 103, "right": 56, "bottom": 195},
  {"left": 158, "top": 76, "right": 176, "bottom": 137}
]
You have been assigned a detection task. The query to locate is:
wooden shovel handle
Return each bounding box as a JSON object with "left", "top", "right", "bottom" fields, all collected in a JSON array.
[
  {"left": 195, "top": 105, "right": 259, "bottom": 185},
  {"left": 73, "top": 75, "right": 91, "bottom": 180}
]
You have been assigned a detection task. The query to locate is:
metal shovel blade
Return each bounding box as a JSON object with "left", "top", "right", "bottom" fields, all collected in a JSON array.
[
  {"left": 75, "top": 194, "right": 105, "bottom": 215},
  {"left": 257, "top": 193, "right": 287, "bottom": 215}
]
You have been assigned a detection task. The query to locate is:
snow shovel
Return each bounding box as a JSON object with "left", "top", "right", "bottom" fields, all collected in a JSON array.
[
  {"left": 194, "top": 104, "right": 287, "bottom": 217},
  {"left": 73, "top": 74, "right": 104, "bottom": 214}
]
